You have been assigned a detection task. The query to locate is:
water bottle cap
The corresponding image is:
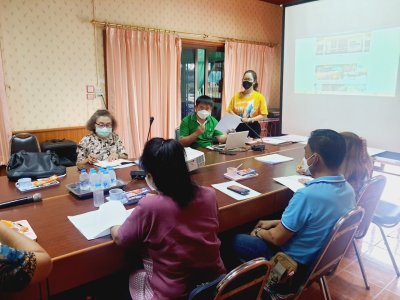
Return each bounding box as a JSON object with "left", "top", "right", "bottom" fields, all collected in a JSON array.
[
  {"left": 107, "top": 166, "right": 112, "bottom": 170},
  {"left": 81, "top": 169, "right": 87, "bottom": 173}
]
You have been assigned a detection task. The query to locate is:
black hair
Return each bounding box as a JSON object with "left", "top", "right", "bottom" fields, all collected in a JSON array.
[
  {"left": 195, "top": 95, "right": 214, "bottom": 107},
  {"left": 140, "top": 138, "right": 197, "bottom": 208},
  {"left": 243, "top": 70, "right": 259, "bottom": 91},
  {"left": 308, "top": 129, "right": 346, "bottom": 171}
]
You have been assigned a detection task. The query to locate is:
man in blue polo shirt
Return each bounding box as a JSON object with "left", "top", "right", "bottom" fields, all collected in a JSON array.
[
  {"left": 233, "top": 129, "right": 356, "bottom": 269},
  {"left": 179, "top": 95, "right": 227, "bottom": 148}
]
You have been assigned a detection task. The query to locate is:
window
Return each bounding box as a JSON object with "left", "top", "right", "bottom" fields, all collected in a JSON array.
[{"left": 181, "top": 42, "right": 224, "bottom": 120}]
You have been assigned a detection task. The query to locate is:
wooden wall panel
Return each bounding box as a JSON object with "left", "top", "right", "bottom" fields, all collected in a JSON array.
[{"left": 12, "top": 126, "right": 89, "bottom": 144}]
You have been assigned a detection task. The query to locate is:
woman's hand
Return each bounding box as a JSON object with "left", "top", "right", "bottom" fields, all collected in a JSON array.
[
  {"left": 241, "top": 117, "right": 250, "bottom": 123},
  {"left": 87, "top": 153, "right": 97, "bottom": 164},
  {"left": 107, "top": 152, "right": 119, "bottom": 161}
]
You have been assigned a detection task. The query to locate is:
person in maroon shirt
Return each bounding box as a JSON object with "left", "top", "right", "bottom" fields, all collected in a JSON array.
[{"left": 111, "top": 138, "right": 225, "bottom": 300}]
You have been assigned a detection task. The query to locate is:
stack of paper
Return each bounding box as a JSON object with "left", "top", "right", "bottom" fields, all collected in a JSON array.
[
  {"left": 275, "top": 135, "right": 309, "bottom": 143},
  {"left": 273, "top": 175, "right": 313, "bottom": 192},
  {"left": 68, "top": 201, "right": 134, "bottom": 240},
  {"left": 94, "top": 159, "right": 135, "bottom": 169},
  {"left": 255, "top": 154, "right": 294, "bottom": 164},
  {"left": 260, "top": 137, "right": 291, "bottom": 145}
]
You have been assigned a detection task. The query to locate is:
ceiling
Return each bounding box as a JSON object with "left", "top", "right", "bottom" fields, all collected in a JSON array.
[{"left": 260, "top": 0, "right": 298, "bottom": 5}]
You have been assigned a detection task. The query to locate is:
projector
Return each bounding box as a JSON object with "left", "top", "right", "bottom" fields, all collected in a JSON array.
[{"left": 185, "top": 147, "right": 205, "bottom": 172}]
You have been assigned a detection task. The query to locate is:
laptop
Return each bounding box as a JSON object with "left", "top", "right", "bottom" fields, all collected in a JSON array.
[{"left": 213, "top": 131, "right": 249, "bottom": 151}]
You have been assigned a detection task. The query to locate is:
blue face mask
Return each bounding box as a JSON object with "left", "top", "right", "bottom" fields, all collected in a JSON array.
[{"left": 95, "top": 127, "right": 112, "bottom": 138}]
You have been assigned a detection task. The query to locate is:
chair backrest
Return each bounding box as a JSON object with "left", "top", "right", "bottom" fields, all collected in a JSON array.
[
  {"left": 175, "top": 127, "right": 180, "bottom": 141},
  {"left": 355, "top": 175, "right": 386, "bottom": 239},
  {"left": 303, "top": 206, "right": 364, "bottom": 289},
  {"left": 10, "top": 133, "right": 41, "bottom": 155},
  {"left": 215, "top": 257, "right": 272, "bottom": 300}
]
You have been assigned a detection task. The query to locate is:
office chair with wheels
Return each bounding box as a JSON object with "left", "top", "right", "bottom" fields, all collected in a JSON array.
[
  {"left": 10, "top": 133, "right": 41, "bottom": 155},
  {"left": 372, "top": 200, "right": 400, "bottom": 277},
  {"left": 353, "top": 175, "right": 387, "bottom": 289}
]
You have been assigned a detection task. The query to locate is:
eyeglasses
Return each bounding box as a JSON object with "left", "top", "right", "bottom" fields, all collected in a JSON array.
[{"left": 95, "top": 123, "right": 112, "bottom": 128}]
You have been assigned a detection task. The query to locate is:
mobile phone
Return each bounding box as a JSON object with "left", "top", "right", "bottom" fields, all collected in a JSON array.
[{"left": 227, "top": 185, "right": 250, "bottom": 195}]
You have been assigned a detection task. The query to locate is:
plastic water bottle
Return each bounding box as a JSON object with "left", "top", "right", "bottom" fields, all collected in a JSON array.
[
  {"left": 89, "top": 168, "right": 97, "bottom": 191},
  {"left": 107, "top": 166, "right": 117, "bottom": 186},
  {"left": 102, "top": 169, "right": 111, "bottom": 189},
  {"left": 79, "top": 169, "right": 90, "bottom": 191},
  {"left": 93, "top": 182, "right": 104, "bottom": 207}
]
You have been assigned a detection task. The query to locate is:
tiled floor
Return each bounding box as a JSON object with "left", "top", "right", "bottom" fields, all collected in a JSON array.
[{"left": 297, "top": 223, "right": 400, "bottom": 300}]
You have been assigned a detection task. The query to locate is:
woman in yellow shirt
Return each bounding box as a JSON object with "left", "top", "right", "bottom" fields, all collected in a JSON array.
[{"left": 227, "top": 70, "right": 268, "bottom": 138}]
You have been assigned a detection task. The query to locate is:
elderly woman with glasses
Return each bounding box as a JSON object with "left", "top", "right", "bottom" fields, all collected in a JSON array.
[{"left": 76, "top": 109, "right": 128, "bottom": 168}]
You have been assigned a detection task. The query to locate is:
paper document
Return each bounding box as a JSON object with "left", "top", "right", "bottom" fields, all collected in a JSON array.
[
  {"left": 273, "top": 175, "right": 313, "bottom": 192},
  {"left": 68, "top": 201, "right": 133, "bottom": 240},
  {"left": 94, "top": 159, "right": 135, "bottom": 168},
  {"left": 215, "top": 113, "right": 242, "bottom": 133},
  {"left": 255, "top": 154, "right": 294, "bottom": 164},
  {"left": 275, "top": 135, "right": 309, "bottom": 143},
  {"left": 212, "top": 181, "right": 261, "bottom": 201},
  {"left": 260, "top": 137, "right": 291, "bottom": 145}
]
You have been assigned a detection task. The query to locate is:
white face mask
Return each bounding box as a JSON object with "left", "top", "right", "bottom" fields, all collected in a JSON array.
[
  {"left": 302, "top": 154, "right": 316, "bottom": 176},
  {"left": 145, "top": 175, "right": 157, "bottom": 191},
  {"left": 197, "top": 110, "right": 210, "bottom": 120}
]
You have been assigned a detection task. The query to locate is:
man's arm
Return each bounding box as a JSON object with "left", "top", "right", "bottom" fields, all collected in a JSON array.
[
  {"left": 251, "top": 222, "right": 294, "bottom": 247},
  {"left": 179, "top": 125, "right": 204, "bottom": 147},
  {"left": 215, "top": 134, "right": 227, "bottom": 143}
]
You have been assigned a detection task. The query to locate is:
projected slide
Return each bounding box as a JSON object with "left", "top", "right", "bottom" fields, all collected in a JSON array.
[{"left": 295, "top": 28, "right": 400, "bottom": 96}]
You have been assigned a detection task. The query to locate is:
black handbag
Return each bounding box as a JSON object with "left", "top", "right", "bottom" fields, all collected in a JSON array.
[
  {"left": 41, "top": 139, "right": 77, "bottom": 166},
  {"left": 6, "top": 150, "right": 67, "bottom": 181}
]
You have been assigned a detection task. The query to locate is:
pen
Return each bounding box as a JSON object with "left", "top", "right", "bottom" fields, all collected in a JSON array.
[{"left": 235, "top": 163, "right": 243, "bottom": 169}]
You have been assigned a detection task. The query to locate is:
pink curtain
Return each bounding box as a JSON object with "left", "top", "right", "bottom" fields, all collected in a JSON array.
[
  {"left": 106, "top": 28, "right": 182, "bottom": 158},
  {"left": 0, "top": 54, "right": 12, "bottom": 165},
  {"left": 222, "top": 41, "right": 275, "bottom": 115}
]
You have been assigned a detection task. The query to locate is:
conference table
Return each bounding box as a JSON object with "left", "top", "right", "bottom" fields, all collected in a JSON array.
[{"left": 0, "top": 142, "right": 305, "bottom": 300}]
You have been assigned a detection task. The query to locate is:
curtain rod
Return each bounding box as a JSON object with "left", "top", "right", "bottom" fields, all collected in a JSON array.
[{"left": 91, "top": 20, "right": 278, "bottom": 48}]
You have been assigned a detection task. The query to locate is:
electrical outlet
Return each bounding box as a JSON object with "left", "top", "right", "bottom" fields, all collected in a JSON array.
[{"left": 95, "top": 87, "right": 103, "bottom": 97}]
